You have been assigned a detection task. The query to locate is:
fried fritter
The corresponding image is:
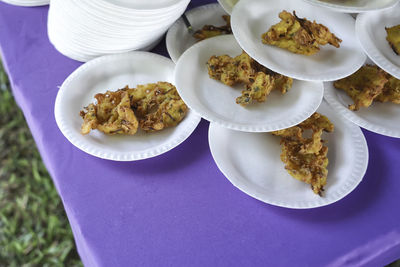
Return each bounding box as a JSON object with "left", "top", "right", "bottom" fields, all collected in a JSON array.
[
  {"left": 261, "top": 10, "right": 342, "bottom": 55},
  {"left": 193, "top": 15, "right": 232, "bottom": 41},
  {"left": 272, "top": 113, "right": 334, "bottom": 196},
  {"left": 236, "top": 72, "right": 274, "bottom": 106},
  {"left": 334, "top": 65, "right": 388, "bottom": 111},
  {"left": 386, "top": 25, "right": 400, "bottom": 55},
  {"left": 128, "top": 82, "right": 188, "bottom": 132},
  {"left": 376, "top": 75, "right": 400, "bottom": 104},
  {"left": 207, "top": 51, "right": 294, "bottom": 106},
  {"left": 207, "top": 55, "right": 237, "bottom": 86},
  {"left": 80, "top": 90, "right": 139, "bottom": 135},
  {"left": 80, "top": 82, "right": 187, "bottom": 135}
]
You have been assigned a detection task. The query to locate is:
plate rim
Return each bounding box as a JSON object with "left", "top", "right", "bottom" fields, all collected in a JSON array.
[
  {"left": 208, "top": 101, "right": 369, "bottom": 209},
  {"left": 54, "top": 51, "right": 201, "bottom": 161}
]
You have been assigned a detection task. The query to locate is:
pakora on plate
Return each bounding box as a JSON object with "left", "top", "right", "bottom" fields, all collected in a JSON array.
[
  {"left": 80, "top": 82, "right": 188, "bottom": 135},
  {"left": 207, "top": 51, "right": 293, "bottom": 106},
  {"left": 128, "top": 82, "right": 188, "bottom": 132},
  {"left": 334, "top": 64, "right": 400, "bottom": 110},
  {"left": 272, "top": 113, "right": 334, "bottom": 196},
  {"left": 80, "top": 90, "right": 139, "bottom": 135},
  {"left": 261, "top": 10, "right": 342, "bottom": 55},
  {"left": 193, "top": 15, "right": 232, "bottom": 41},
  {"left": 386, "top": 24, "right": 400, "bottom": 55}
]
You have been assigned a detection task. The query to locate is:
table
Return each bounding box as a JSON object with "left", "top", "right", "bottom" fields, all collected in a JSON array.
[{"left": 1, "top": 1, "right": 399, "bottom": 266}]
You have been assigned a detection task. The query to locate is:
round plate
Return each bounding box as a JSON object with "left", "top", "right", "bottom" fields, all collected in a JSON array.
[
  {"left": 54, "top": 52, "right": 201, "bottom": 161},
  {"left": 302, "top": 0, "right": 400, "bottom": 13},
  {"left": 324, "top": 61, "right": 400, "bottom": 138},
  {"left": 356, "top": 3, "right": 400, "bottom": 79},
  {"left": 209, "top": 101, "right": 369, "bottom": 209},
  {"left": 166, "top": 3, "right": 228, "bottom": 63},
  {"left": 231, "top": 0, "right": 367, "bottom": 81},
  {"left": 217, "top": 0, "right": 238, "bottom": 14},
  {"left": 174, "top": 35, "right": 324, "bottom": 132}
]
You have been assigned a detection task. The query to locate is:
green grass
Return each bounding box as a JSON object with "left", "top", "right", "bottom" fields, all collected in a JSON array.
[{"left": 0, "top": 60, "right": 82, "bottom": 266}]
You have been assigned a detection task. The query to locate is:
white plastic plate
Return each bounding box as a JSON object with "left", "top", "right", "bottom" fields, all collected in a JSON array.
[
  {"left": 174, "top": 35, "right": 324, "bottom": 132},
  {"left": 356, "top": 3, "right": 400, "bottom": 79},
  {"left": 209, "top": 101, "right": 369, "bottom": 209},
  {"left": 55, "top": 52, "right": 201, "bottom": 161},
  {"left": 231, "top": 0, "right": 366, "bottom": 81}
]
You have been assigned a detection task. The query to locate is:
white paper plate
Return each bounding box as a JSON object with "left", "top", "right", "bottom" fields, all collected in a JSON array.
[
  {"left": 302, "top": 0, "right": 400, "bottom": 13},
  {"left": 324, "top": 63, "right": 400, "bottom": 138},
  {"left": 174, "top": 35, "right": 323, "bottom": 132},
  {"left": 166, "top": 3, "right": 228, "bottom": 63},
  {"left": 217, "top": 0, "right": 238, "bottom": 14},
  {"left": 54, "top": 52, "right": 201, "bottom": 161},
  {"left": 209, "top": 101, "right": 369, "bottom": 209},
  {"left": 356, "top": 4, "right": 400, "bottom": 79},
  {"left": 231, "top": 0, "right": 367, "bottom": 82}
]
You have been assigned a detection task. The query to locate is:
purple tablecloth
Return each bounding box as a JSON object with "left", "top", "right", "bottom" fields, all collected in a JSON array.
[{"left": 1, "top": 1, "right": 399, "bottom": 266}]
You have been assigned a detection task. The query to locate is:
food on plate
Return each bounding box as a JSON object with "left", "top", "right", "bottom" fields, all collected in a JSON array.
[
  {"left": 334, "top": 64, "right": 400, "bottom": 110},
  {"left": 236, "top": 72, "right": 274, "bottom": 105},
  {"left": 385, "top": 25, "right": 400, "bottom": 55},
  {"left": 80, "top": 90, "right": 138, "bottom": 135},
  {"left": 261, "top": 10, "right": 342, "bottom": 55},
  {"left": 272, "top": 113, "right": 334, "bottom": 196},
  {"left": 376, "top": 75, "right": 400, "bottom": 104},
  {"left": 207, "top": 51, "right": 293, "bottom": 106},
  {"left": 80, "top": 82, "right": 187, "bottom": 135},
  {"left": 128, "top": 82, "right": 188, "bottom": 132},
  {"left": 193, "top": 15, "right": 232, "bottom": 41}
]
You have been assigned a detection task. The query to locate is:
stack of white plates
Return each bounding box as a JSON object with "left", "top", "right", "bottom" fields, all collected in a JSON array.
[
  {"left": 1, "top": 0, "right": 49, "bottom": 6},
  {"left": 48, "top": 0, "right": 190, "bottom": 62}
]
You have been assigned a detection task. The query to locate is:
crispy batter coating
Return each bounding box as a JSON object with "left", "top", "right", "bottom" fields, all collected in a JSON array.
[
  {"left": 193, "top": 15, "right": 232, "bottom": 41},
  {"left": 236, "top": 72, "right": 274, "bottom": 106},
  {"left": 207, "top": 55, "right": 237, "bottom": 86},
  {"left": 386, "top": 25, "right": 400, "bottom": 55},
  {"left": 207, "top": 51, "right": 294, "bottom": 106},
  {"left": 376, "top": 75, "right": 400, "bottom": 104},
  {"left": 128, "top": 82, "right": 188, "bottom": 132},
  {"left": 334, "top": 65, "right": 389, "bottom": 110},
  {"left": 272, "top": 113, "right": 334, "bottom": 196},
  {"left": 80, "top": 82, "right": 187, "bottom": 135},
  {"left": 261, "top": 10, "right": 342, "bottom": 55},
  {"left": 80, "top": 90, "right": 139, "bottom": 135}
]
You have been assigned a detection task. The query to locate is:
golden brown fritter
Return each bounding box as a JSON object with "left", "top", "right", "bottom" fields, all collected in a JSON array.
[
  {"left": 376, "top": 75, "right": 400, "bottom": 104},
  {"left": 261, "top": 10, "right": 342, "bottom": 56},
  {"left": 80, "top": 90, "right": 139, "bottom": 135},
  {"left": 207, "top": 55, "right": 237, "bottom": 86},
  {"left": 193, "top": 15, "right": 232, "bottom": 41},
  {"left": 236, "top": 72, "right": 274, "bottom": 106},
  {"left": 80, "top": 82, "right": 187, "bottom": 135},
  {"left": 334, "top": 65, "right": 389, "bottom": 110},
  {"left": 128, "top": 82, "right": 188, "bottom": 132},
  {"left": 386, "top": 25, "right": 400, "bottom": 55},
  {"left": 207, "top": 51, "right": 294, "bottom": 106},
  {"left": 272, "top": 113, "right": 334, "bottom": 196}
]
